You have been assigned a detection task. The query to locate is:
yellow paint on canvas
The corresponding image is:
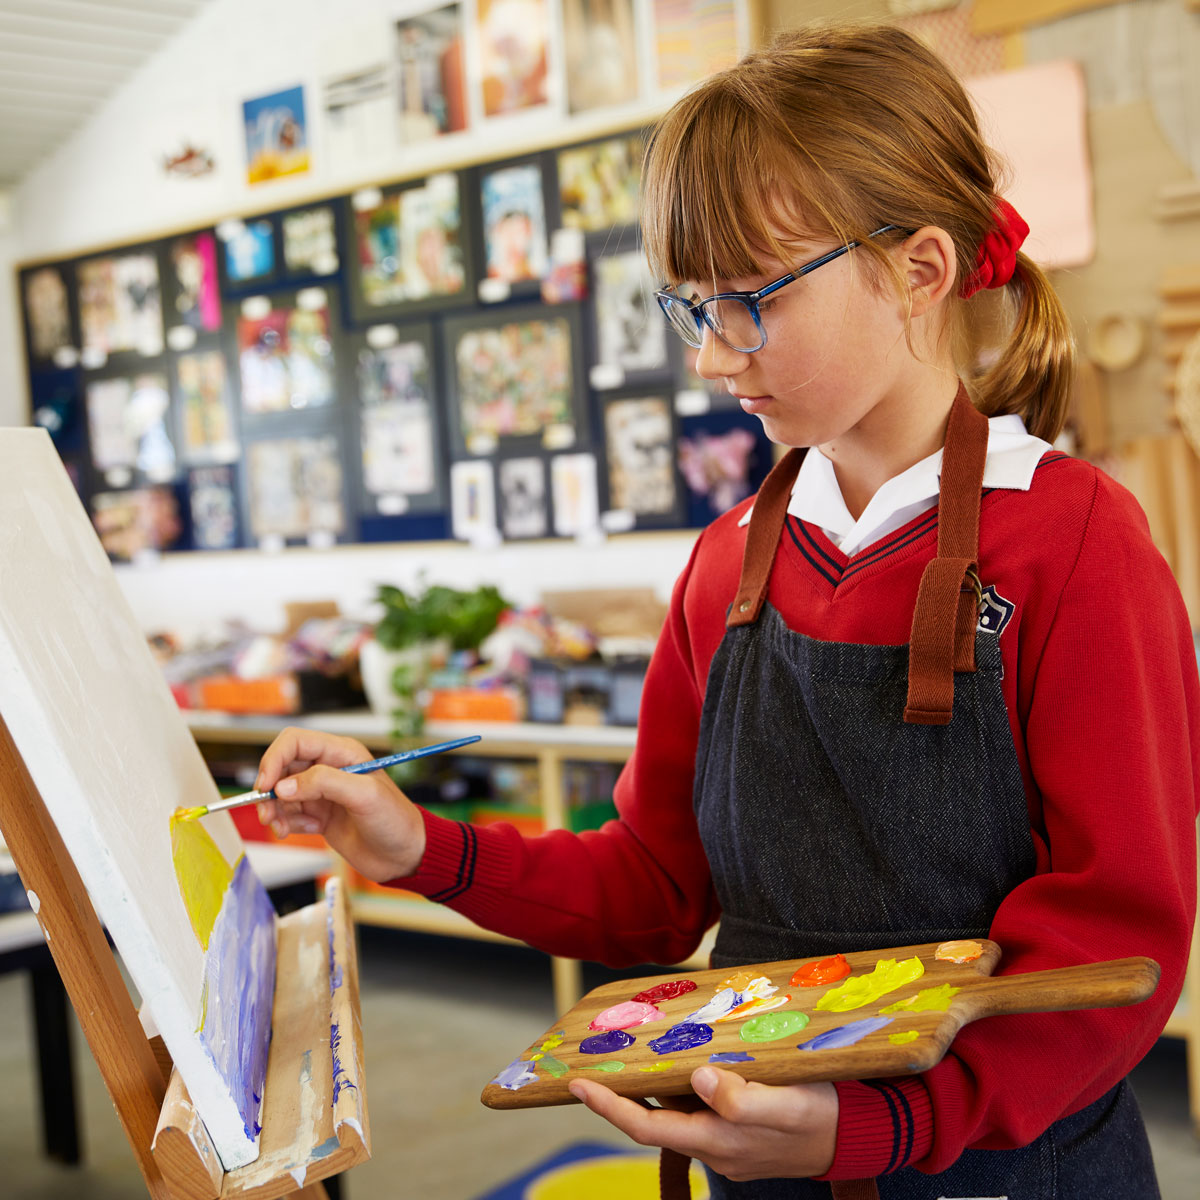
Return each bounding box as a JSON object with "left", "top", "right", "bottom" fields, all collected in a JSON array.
[
  {"left": 527, "top": 1155, "right": 709, "bottom": 1200},
  {"left": 170, "top": 813, "right": 235, "bottom": 950},
  {"left": 815, "top": 957, "right": 925, "bottom": 1013}
]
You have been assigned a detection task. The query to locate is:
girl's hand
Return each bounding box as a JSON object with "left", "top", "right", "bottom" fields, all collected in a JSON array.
[
  {"left": 568, "top": 1069, "right": 838, "bottom": 1182},
  {"left": 254, "top": 727, "right": 426, "bottom": 882}
]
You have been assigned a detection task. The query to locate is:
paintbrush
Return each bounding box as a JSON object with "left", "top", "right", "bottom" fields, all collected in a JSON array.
[{"left": 173, "top": 734, "right": 483, "bottom": 821}]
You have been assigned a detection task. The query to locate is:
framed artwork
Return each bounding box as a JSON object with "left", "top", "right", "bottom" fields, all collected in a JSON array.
[
  {"left": 677, "top": 408, "right": 773, "bottom": 526},
  {"left": 280, "top": 205, "right": 340, "bottom": 278},
  {"left": 29, "top": 368, "right": 87, "bottom": 456},
  {"left": 165, "top": 232, "right": 222, "bottom": 336},
  {"left": 243, "top": 85, "right": 310, "bottom": 184},
  {"left": 562, "top": 0, "right": 640, "bottom": 114},
  {"left": 450, "top": 458, "right": 497, "bottom": 542},
  {"left": 601, "top": 391, "right": 681, "bottom": 526},
  {"left": 77, "top": 251, "right": 164, "bottom": 363},
  {"left": 590, "top": 245, "right": 669, "bottom": 385},
  {"left": 219, "top": 219, "right": 277, "bottom": 290},
  {"left": 557, "top": 132, "right": 645, "bottom": 234},
  {"left": 85, "top": 371, "right": 177, "bottom": 486},
  {"left": 188, "top": 465, "right": 240, "bottom": 551},
  {"left": 652, "top": 0, "right": 742, "bottom": 93},
  {"left": 22, "top": 264, "right": 76, "bottom": 367},
  {"left": 551, "top": 451, "right": 600, "bottom": 536},
  {"left": 245, "top": 434, "right": 347, "bottom": 546},
  {"left": 232, "top": 288, "right": 339, "bottom": 418},
  {"left": 396, "top": 3, "right": 469, "bottom": 142},
  {"left": 474, "top": 0, "right": 552, "bottom": 119},
  {"left": 352, "top": 323, "right": 444, "bottom": 515},
  {"left": 443, "top": 303, "right": 586, "bottom": 457},
  {"left": 173, "top": 348, "right": 238, "bottom": 466},
  {"left": 347, "top": 172, "right": 472, "bottom": 321},
  {"left": 91, "top": 485, "right": 185, "bottom": 560},
  {"left": 498, "top": 456, "right": 548, "bottom": 539},
  {"left": 480, "top": 157, "right": 552, "bottom": 289}
]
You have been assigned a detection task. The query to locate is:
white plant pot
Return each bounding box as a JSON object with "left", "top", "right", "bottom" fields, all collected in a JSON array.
[{"left": 359, "top": 638, "right": 449, "bottom": 717}]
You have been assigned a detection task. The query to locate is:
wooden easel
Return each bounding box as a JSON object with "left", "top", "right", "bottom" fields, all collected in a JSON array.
[{"left": 0, "top": 711, "right": 371, "bottom": 1200}]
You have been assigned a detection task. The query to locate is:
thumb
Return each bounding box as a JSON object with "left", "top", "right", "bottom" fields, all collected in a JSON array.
[{"left": 691, "top": 1066, "right": 750, "bottom": 1117}]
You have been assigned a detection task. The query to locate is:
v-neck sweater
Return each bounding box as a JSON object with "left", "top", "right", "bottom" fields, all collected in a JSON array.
[{"left": 391, "top": 452, "right": 1200, "bottom": 1181}]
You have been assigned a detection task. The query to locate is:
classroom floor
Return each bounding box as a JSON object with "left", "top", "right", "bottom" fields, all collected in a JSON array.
[{"left": 1, "top": 927, "right": 1197, "bottom": 1199}]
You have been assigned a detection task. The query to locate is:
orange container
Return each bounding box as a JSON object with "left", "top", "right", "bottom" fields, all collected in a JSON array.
[
  {"left": 425, "top": 687, "right": 522, "bottom": 722},
  {"left": 196, "top": 673, "right": 299, "bottom": 715}
]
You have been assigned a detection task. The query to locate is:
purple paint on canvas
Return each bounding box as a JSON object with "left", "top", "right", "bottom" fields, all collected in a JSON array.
[
  {"left": 199, "top": 854, "right": 277, "bottom": 1140},
  {"left": 648, "top": 1023, "right": 713, "bottom": 1054},
  {"left": 492, "top": 1058, "right": 538, "bottom": 1090},
  {"left": 331, "top": 1022, "right": 357, "bottom": 1104},
  {"left": 709, "top": 1051, "right": 756, "bottom": 1064},
  {"left": 580, "top": 1029, "right": 636, "bottom": 1055},
  {"left": 798, "top": 1017, "right": 893, "bottom": 1052}
]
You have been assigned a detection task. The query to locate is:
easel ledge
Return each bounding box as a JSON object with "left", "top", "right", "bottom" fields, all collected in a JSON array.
[{"left": 0, "top": 714, "right": 371, "bottom": 1200}]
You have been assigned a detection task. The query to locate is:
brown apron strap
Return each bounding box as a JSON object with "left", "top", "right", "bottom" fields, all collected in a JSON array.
[
  {"left": 830, "top": 1180, "right": 882, "bottom": 1200},
  {"left": 659, "top": 1146, "right": 694, "bottom": 1199},
  {"left": 728, "top": 447, "right": 807, "bottom": 628},
  {"left": 903, "top": 383, "right": 989, "bottom": 725}
]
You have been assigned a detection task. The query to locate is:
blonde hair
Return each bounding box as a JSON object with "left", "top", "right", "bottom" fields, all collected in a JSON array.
[{"left": 640, "top": 22, "right": 1074, "bottom": 442}]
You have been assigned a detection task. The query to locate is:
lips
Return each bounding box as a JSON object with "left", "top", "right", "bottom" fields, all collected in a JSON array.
[{"left": 735, "top": 394, "right": 773, "bottom": 414}]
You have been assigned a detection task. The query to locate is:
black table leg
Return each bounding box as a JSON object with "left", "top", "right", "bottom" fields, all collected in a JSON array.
[{"left": 30, "top": 962, "right": 81, "bottom": 1164}]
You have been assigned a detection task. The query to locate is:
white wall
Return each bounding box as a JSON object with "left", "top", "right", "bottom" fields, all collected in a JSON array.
[
  {"left": 0, "top": 197, "right": 25, "bottom": 427},
  {"left": 6, "top": 0, "right": 706, "bottom": 637}
]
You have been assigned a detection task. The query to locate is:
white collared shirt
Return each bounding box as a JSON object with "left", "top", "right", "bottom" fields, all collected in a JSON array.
[{"left": 738, "top": 414, "right": 1052, "bottom": 556}]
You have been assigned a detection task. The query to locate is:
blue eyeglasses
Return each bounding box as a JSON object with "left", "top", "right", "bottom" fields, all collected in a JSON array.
[{"left": 655, "top": 225, "right": 899, "bottom": 353}]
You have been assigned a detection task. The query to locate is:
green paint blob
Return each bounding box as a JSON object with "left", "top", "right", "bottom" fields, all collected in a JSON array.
[
  {"left": 889, "top": 1031, "right": 920, "bottom": 1045},
  {"left": 880, "top": 984, "right": 959, "bottom": 1014},
  {"left": 740, "top": 1010, "right": 810, "bottom": 1043},
  {"left": 581, "top": 1061, "right": 626, "bottom": 1072},
  {"left": 539, "top": 1054, "right": 569, "bottom": 1078}
]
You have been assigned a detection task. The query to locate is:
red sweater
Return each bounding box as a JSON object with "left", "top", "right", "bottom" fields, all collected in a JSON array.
[{"left": 394, "top": 453, "right": 1200, "bottom": 1179}]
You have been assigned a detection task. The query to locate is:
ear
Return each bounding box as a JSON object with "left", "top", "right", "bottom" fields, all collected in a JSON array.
[{"left": 900, "top": 227, "right": 957, "bottom": 316}]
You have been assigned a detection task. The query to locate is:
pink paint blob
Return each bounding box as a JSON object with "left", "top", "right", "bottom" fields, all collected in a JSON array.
[{"left": 589, "top": 1000, "right": 664, "bottom": 1031}]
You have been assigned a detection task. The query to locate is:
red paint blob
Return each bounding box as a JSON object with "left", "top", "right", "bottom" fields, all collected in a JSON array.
[
  {"left": 790, "top": 953, "right": 852, "bottom": 988},
  {"left": 631, "top": 978, "right": 698, "bottom": 1005}
]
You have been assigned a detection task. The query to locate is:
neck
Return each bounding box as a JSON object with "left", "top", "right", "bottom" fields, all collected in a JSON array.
[{"left": 819, "top": 369, "right": 960, "bottom": 520}]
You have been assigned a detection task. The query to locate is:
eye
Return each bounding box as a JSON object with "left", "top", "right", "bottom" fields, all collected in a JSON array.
[{"left": 757, "top": 299, "right": 777, "bottom": 314}]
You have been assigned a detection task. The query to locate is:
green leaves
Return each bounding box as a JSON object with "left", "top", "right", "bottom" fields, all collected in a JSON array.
[{"left": 374, "top": 581, "right": 511, "bottom": 652}]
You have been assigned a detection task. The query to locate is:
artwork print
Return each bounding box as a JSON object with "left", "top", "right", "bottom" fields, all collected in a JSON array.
[
  {"left": 86, "top": 373, "right": 176, "bottom": 482},
  {"left": 558, "top": 135, "right": 644, "bottom": 232},
  {"left": 189, "top": 466, "right": 239, "bottom": 551},
  {"left": 653, "top": 0, "right": 740, "bottom": 91},
  {"left": 177, "top": 349, "right": 238, "bottom": 465},
  {"left": 604, "top": 395, "right": 677, "bottom": 515},
  {"left": 243, "top": 85, "right": 310, "bottom": 184},
  {"left": 78, "top": 254, "right": 164, "bottom": 359},
  {"left": 237, "top": 303, "right": 336, "bottom": 414},
  {"left": 451, "top": 459, "right": 497, "bottom": 541},
  {"left": 453, "top": 317, "right": 573, "bottom": 444},
  {"left": 282, "top": 206, "right": 339, "bottom": 276},
  {"left": 499, "top": 456, "right": 548, "bottom": 539},
  {"left": 224, "top": 220, "right": 276, "bottom": 284},
  {"left": 562, "top": 0, "right": 640, "bottom": 114},
  {"left": 396, "top": 3, "right": 468, "bottom": 142},
  {"left": 677, "top": 409, "right": 770, "bottom": 521},
  {"left": 0, "top": 430, "right": 276, "bottom": 1168},
  {"left": 247, "top": 436, "right": 346, "bottom": 541},
  {"left": 169, "top": 233, "right": 222, "bottom": 332},
  {"left": 482, "top": 163, "right": 549, "bottom": 283},
  {"left": 552, "top": 452, "right": 600, "bottom": 536},
  {"left": 476, "top": 0, "right": 551, "bottom": 117},
  {"left": 24, "top": 266, "right": 73, "bottom": 360},
  {"left": 92, "top": 485, "right": 184, "bottom": 560},
  {"left": 358, "top": 341, "right": 437, "bottom": 497},
  {"left": 594, "top": 250, "right": 667, "bottom": 373}
]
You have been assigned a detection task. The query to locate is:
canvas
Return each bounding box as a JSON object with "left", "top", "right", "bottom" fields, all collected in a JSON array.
[{"left": 0, "top": 429, "right": 275, "bottom": 1170}]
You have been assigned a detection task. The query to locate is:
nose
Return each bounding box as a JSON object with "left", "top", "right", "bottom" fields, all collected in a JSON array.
[{"left": 693, "top": 325, "right": 750, "bottom": 381}]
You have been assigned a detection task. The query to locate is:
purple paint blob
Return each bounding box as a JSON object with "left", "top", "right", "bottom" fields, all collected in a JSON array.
[
  {"left": 580, "top": 1029, "right": 637, "bottom": 1055},
  {"left": 709, "top": 1051, "right": 756, "bottom": 1064},
  {"left": 331, "top": 1022, "right": 357, "bottom": 1104},
  {"left": 798, "top": 1017, "right": 893, "bottom": 1051},
  {"left": 648, "top": 1022, "right": 713, "bottom": 1054},
  {"left": 492, "top": 1057, "right": 538, "bottom": 1090}
]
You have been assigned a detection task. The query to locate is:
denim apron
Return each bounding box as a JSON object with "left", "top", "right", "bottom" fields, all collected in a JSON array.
[{"left": 682, "top": 388, "right": 1158, "bottom": 1199}]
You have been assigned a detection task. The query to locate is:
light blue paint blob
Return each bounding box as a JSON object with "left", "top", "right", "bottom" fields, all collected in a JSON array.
[
  {"left": 312, "top": 1135, "right": 341, "bottom": 1159},
  {"left": 798, "top": 1017, "right": 893, "bottom": 1051},
  {"left": 492, "top": 1057, "right": 539, "bottom": 1090},
  {"left": 648, "top": 1022, "right": 713, "bottom": 1055},
  {"left": 709, "top": 1051, "right": 756, "bottom": 1064}
]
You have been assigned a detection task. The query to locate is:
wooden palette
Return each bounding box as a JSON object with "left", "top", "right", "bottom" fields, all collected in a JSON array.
[{"left": 481, "top": 941, "right": 1159, "bottom": 1109}]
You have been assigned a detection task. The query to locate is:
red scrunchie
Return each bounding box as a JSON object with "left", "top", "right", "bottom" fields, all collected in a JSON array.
[{"left": 959, "top": 198, "right": 1029, "bottom": 299}]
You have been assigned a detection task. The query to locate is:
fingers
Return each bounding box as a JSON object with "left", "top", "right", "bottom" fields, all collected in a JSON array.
[
  {"left": 568, "top": 1080, "right": 719, "bottom": 1156},
  {"left": 255, "top": 727, "right": 370, "bottom": 793},
  {"left": 692, "top": 1068, "right": 830, "bottom": 1135}
]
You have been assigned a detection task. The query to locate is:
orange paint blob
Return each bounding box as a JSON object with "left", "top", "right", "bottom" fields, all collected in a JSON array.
[
  {"left": 790, "top": 953, "right": 852, "bottom": 988},
  {"left": 935, "top": 940, "right": 983, "bottom": 964}
]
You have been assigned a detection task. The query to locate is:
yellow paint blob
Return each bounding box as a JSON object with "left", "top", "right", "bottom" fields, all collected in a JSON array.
[
  {"left": 170, "top": 813, "right": 235, "bottom": 950},
  {"left": 880, "top": 984, "right": 960, "bottom": 1014},
  {"left": 639, "top": 1062, "right": 673, "bottom": 1072},
  {"left": 527, "top": 1155, "right": 709, "bottom": 1200},
  {"left": 889, "top": 1031, "right": 920, "bottom": 1045},
  {"left": 815, "top": 957, "right": 925, "bottom": 1013},
  {"left": 721, "top": 970, "right": 758, "bottom": 991},
  {"left": 540, "top": 1032, "right": 565, "bottom": 1053}
]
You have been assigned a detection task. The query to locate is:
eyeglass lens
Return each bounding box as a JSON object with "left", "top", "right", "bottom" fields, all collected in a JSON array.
[{"left": 661, "top": 295, "right": 763, "bottom": 352}]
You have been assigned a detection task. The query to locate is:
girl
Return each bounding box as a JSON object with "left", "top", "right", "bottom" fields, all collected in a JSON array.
[{"left": 256, "top": 23, "right": 1199, "bottom": 1199}]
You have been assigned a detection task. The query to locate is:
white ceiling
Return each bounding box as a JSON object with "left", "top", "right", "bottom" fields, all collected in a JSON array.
[{"left": 0, "top": 0, "right": 212, "bottom": 187}]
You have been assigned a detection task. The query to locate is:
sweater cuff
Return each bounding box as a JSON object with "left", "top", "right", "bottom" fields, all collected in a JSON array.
[
  {"left": 383, "top": 807, "right": 507, "bottom": 902},
  {"left": 816, "top": 1078, "right": 934, "bottom": 1181}
]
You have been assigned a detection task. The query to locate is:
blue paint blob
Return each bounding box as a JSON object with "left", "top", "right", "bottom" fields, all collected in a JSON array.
[
  {"left": 492, "top": 1057, "right": 539, "bottom": 1090},
  {"left": 580, "top": 1029, "right": 636, "bottom": 1055},
  {"left": 798, "top": 1016, "right": 893, "bottom": 1051},
  {"left": 709, "top": 1051, "right": 756, "bottom": 1064},
  {"left": 648, "top": 1022, "right": 713, "bottom": 1055}
]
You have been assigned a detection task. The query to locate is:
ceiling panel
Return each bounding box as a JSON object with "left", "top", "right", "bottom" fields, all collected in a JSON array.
[{"left": 0, "top": 0, "right": 213, "bottom": 186}]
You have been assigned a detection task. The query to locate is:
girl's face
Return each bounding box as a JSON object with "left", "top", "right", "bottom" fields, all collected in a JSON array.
[{"left": 683, "top": 240, "right": 925, "bottom": 451}]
